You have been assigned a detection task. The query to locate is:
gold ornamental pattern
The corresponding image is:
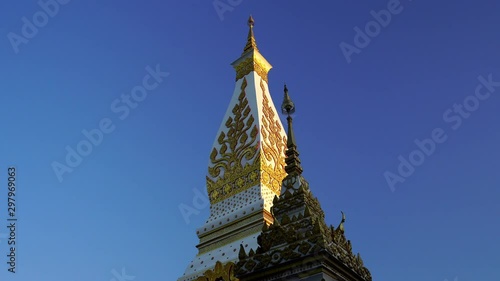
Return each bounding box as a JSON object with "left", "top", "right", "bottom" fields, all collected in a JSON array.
[
  {"left": 207, "top": 77, "right": 260, "bottom": 204},
  {"left": 259, "top": 78, "right": 287, "bottom": 195},
  {"left": 195, "top": 261, "right": 238, "bottom": 281},
  {"left": 234, "top": 56, "right": 270, "bottom": 83}
]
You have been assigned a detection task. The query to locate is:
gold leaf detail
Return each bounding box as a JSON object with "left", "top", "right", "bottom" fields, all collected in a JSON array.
[
  {"left": 259, "top": 78, "right": 287, "bottom": 195},
  {"left": 234, "top": 56, "right": 270, "bottom": 83},
  {"left": 207, "top": 77, "right": 260, "bottom": 204}
]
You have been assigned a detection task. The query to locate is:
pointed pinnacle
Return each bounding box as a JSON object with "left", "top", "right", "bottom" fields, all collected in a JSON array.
[
  {"left": 281, "top": 85, "right": 303, "bottom": 176},
  {"left": 248, "top": 15, "right": 254, "bottom": 27},
  {"left": 281, "top": 84, "right": 295, "bottom": 115},
  {"left": 243, "top": 15, "right": 258, "bottom": 54}
]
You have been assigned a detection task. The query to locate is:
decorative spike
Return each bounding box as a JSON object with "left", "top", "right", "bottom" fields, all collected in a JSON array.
[
  {"left": 281, "top": 85, "right": 303, "bottom": 176},
  {"left": 312, "top": 219, "right": 321, "bottom": 234},
  {"left": 281, "top": 84, "right": 295, "bottom": 115},
  {"left": 242, "top": 15, "right": 259, "bottom": 54},
  {"left": 304, "top": 206, "right": 311, "bottom": 217},
  {"left": 239, "top": 244, "right": 247, "bottom": 260},
  {"left": 338, "top": 211, "right": 346, "bottom": 233},
  {"left": 357, "top": 253, "right": 364, "bottom": 266},
  {"left": 248, "top": 249, "right": 255, "bottom": 257}
]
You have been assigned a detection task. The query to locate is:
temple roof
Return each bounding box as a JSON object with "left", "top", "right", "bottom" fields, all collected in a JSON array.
[{"left": 236, "top": 87, "right": 372, "bottom": 281}]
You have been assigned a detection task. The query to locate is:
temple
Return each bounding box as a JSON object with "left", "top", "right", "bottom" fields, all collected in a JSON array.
[{"left": 177, "top": 17, "right": 372, "bottom": 281}]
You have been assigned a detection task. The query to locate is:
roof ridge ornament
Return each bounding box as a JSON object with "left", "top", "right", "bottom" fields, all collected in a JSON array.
[{"left": 338, "top": 211, "right": 346, "bottom": 233}]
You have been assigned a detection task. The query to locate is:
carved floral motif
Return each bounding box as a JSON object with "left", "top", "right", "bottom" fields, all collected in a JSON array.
[
  {"left": 234, "top": 56, "right": 270, "bottom": 83},
  {"left": 207, "top": 77, "right": 260, "bottom": 204},
  {"left": 206, "top": 78, "right": 287, "bottom": 204},
  {"left": 259, "top": 78, "right": 287, "bottom": 195}
]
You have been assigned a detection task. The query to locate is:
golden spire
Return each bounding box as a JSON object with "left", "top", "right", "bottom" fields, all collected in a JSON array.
[
  {"left": 232, "top": 16, "right": 271, "bottom": 83},
  {"left": 242, "top": 15, "right": 259, "bottom": 54}
]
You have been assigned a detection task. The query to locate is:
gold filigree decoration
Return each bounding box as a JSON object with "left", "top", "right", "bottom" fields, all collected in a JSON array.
[
  {"left": 234, "top": 56, "right": 270, "bottom": 83},
  {"left": 207, "top": 77, "right": 260, "bottom": 204},
  {"left": 195, "top": 261, "right": 238, "bottom": 281},
  {"left": 259, "top": 78, "right": 287, "bottom": 195}
]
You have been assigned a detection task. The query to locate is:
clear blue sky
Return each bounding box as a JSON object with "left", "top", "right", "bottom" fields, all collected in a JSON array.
[{"left": 1, "top": 1, "right": 499, "bottom": 280}]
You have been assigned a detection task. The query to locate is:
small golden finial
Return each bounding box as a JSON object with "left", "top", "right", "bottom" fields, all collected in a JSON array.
[
  {"left": 248, "top": 15, "right": 255, "bottom": 27},
  {"left": 242, "top": 15, "right": 258, "bottom": 54}
]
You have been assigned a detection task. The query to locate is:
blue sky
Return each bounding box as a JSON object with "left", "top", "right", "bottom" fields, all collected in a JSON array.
[{"left": 1, "top": 0, "right": 499, "bottom": 280}]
